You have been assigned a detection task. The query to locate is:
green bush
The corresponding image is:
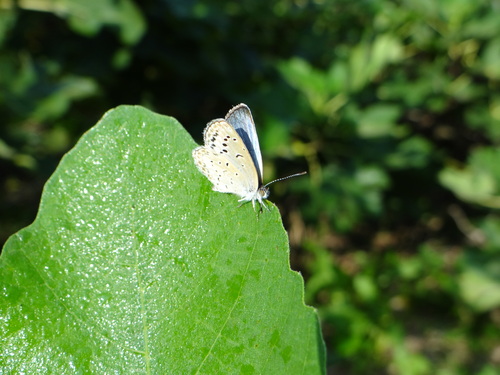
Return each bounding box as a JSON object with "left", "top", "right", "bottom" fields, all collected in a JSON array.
[{"left": 1, "top": 0, "right": 499, "bottom": 373}]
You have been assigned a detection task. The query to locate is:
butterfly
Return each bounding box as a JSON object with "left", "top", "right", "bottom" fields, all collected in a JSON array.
[{"left": 192, "top": 103, "right": 306, "bottom": 210}]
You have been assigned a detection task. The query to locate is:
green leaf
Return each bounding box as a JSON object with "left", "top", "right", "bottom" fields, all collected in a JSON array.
[
  {"left": 32, "top": 76, "right": 98, "bottom": 122},
  {"left": 439, "top": 147, "right": 500, "bottom": 208},
  {"left": 439, "top": 167, "right": 497, "bottom": 205},
  {"left": 385, "top": 136, "right": 433, "bottom": 169},
  {"left": 278, "top": 57, "right": 333, "bottom": 115},
  {"left": 11, "top": 0, "right": 146, "bottom": 45},
  {"left": 0, "top": 106, "right": 325, "bottom": 374},
  {"left": 459, "top": 252, "right": 500, "bottom": 312},
  {"left": 481, "top": 36, "right": 500, "bottom": 80},
  {"left": 348, "top": 34, "right": 404, "bottom": 92},
  {"left": 354, "top": 104, "right": 401, "bottom": 138}
]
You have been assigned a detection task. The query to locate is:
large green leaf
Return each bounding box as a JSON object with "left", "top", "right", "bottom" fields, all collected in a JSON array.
[{"left": 0, "top": 106, "right": 325, "bottom": 374}]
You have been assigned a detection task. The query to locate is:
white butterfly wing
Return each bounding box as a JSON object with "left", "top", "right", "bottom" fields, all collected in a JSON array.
[
  {"left": 192, "top": 119, "right": 259, "bottom": 200},
  {"left": 225, "top": 104, "right": 263, "bottom": 183}
]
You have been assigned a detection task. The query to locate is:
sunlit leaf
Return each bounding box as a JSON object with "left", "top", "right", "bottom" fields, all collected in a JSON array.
[{"left": 0, "top": 106, "right": 325, "bottom": 374}]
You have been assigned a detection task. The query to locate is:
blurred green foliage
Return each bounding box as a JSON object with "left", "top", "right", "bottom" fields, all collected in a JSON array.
[{"left": 1, "top": 0, "right": 499, "bottom": 374}]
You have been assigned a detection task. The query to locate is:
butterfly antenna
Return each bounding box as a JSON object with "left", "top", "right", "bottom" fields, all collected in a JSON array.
[{"left": 263, "top": 171, "right": 307, "bottom": 188}]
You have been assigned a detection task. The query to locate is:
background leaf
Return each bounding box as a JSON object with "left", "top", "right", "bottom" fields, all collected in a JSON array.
[
  {"left": 0, "top": 106, "right": 325, "bottom": 374},
  {"left": 3, "top": 1, "right": 500, "bottom": 373}
]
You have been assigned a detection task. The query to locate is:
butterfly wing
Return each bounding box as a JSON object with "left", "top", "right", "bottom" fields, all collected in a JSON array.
[
  {"left": 192, "top": 119, "right": 259, "bottom": 201},
  {"left": 225, "top": 104, "right": 263, "bottom": 184}
]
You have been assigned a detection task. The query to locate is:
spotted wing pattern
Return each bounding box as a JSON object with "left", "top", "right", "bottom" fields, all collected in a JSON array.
[{"left": 192, "top": 119, "right": 259, "bottom": 200}]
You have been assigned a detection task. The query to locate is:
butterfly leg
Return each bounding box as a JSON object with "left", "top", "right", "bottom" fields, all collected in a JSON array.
[{"left": 237, "top": 197, "right": 255, "bottom": 211}]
